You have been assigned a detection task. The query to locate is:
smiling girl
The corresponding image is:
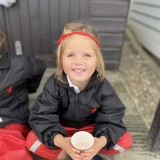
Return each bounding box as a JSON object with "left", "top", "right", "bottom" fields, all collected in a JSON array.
[{"left": 26, "top": 22, "right": 132, "bottom": 160}]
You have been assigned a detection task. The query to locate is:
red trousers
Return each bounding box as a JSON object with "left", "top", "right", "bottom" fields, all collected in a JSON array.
[
  {"left": 0, "top": 123, "right": 33, "bottom": 160},
  {"left": 26, "top": 124, "right": 132, "bottom": 160}
]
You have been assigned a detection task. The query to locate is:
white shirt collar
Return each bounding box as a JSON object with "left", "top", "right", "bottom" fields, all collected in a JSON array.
[{"left": 67, "top": 76, "right": 80, "bottom": 93}]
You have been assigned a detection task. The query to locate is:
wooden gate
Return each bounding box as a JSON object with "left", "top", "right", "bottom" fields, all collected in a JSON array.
[{"left": 0, "top": 0, "right": 130, "bottom": 69}]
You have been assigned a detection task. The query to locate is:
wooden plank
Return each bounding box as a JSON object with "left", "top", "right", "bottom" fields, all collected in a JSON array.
[
  {"left": 130, "top": 12, "right": 160, "bottom": 31},
  {"left": 131, "top": 3, "right": 160, "bottom": 18},
  {"left": 39, "top": 0, "right": 51, "bottom": 55},
  {"left": 129, "top": 20, "right": 160, "bottom": 43},
  {"left": 90, "top": 0, "right": 129, "bottom": 17},
  {"left": 4, "top": 4, "right": 20, "bottom": 55},
  {"left": 105, "top": 61, "right": 119, "bottom": 70},
  {"left": 49, "top": 0, "right": 59, "bottom": 54},
  {"left": 18, "top": 0, "right": 32, "bottom": 56},
  {"left": 91, "top": 17, "right": 126, "bottom": 33},
  {"left": 80, "top": 0, "right": 90, "bottom": 19},
  {"left": 100, "top": 33, "right": 123, "bottom": 47},
  {"left": 130, "top": 21, "right": 160, "bottom": 59},
  {"left": 133, "top": 0, "right": 160, "bottom": 6},
  {"left": 3, "top": 9, "right": 13, "bottom": 53},
  {"left": 135, "top": 33, "right": 160, "bottom": 59},
  {"left": 129, "top": 0, "right": 160, "bottom": 60},
  {"left": 101, "top": 48, "right": 121, "bottom": 61},
  {"left": 28, "top": 0, "right": 41, "bottom": 56},
  {"left": 60, "top": 0, "right": 69, "bottom": 33},
  {"left": 8, "top": 3, "right": 21, "bottom": 41},
  {"left": 70, "top": 0, "right": 80, "bottom": 21}
]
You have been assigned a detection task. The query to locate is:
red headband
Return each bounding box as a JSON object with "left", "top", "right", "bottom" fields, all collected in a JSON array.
[{"left": 56, "top": 31, "right": 100, "bottom": 48}]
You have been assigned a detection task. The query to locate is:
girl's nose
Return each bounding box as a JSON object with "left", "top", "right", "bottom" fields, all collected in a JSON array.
[{"left": 74, "top": 56, "right": 83, "bottom": 65}]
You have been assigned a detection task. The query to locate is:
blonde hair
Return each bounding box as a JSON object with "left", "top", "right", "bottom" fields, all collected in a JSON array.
[{"left": 55, "top": 22, "right": 105, "bottom": 82}]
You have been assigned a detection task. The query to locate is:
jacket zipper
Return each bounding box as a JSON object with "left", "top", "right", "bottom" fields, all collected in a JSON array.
[
  {"left": 75, "top": 93, "right": 79, "bottom": 111},
  {"left": 75, "top": 94, "right": 79, "bottom": 101}
]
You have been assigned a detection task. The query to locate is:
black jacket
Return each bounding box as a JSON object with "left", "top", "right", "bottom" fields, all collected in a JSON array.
[
  {"left": 29, "top": 73, "right": 127, "bottom": 150},
  {"left": 0, "top": 52, "right": 46, "bottom": 128}
]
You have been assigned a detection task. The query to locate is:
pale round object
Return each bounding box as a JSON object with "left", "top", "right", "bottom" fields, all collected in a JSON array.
[{"left": 71, "top": 131, "right": 94, "bottom": 150}]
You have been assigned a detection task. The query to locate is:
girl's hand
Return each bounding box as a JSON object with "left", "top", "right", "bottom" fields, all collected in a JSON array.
[
  {"left": 54, "top": 134, "right": 107, "bottom": 160},
  {"left": 54, "top": 134, "right": 83, "bottom": 160},
  {"left": 60, "top": 137, "right": 83, "bottom": 160},
  {"left": 79, "top": 136, "right": 107, "bottom": 160}
]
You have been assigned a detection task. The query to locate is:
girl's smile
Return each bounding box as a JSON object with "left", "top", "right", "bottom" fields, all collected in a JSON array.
[{"left": 72, "top": 68, "right": 85, "bottom": 73}]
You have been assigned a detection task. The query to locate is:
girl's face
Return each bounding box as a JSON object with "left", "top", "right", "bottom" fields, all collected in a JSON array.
[{"left": 62, "top": 35, "right": 97, "bottom": 90}]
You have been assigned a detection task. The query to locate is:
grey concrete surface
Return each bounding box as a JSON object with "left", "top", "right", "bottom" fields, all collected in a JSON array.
[{"left": 29, "top": 27, "right": 160, "bottom": 160}]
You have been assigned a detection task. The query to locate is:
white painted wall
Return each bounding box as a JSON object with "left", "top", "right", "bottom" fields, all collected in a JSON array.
[{"left": 128, "top": 0, "right": 160, "bottom": 59}]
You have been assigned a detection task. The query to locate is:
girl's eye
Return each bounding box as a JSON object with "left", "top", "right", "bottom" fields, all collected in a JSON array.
[
  {"left": 84, "top": 54, "right": 91, "bottom": 57},
  {"left": 67, "top": 54, "right": 74, "bottom": 57}
]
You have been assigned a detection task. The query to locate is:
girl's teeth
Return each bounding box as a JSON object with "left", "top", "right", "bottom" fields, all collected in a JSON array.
[{"left": 74, "top": 69, "right": 84, "bottom": 72}]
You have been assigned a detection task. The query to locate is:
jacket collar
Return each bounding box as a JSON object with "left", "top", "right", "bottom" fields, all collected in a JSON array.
[
  {"left": 56, "top": 71, "right": 98, "bottom": 91},
  {"left": 67, "top": 76, "right": 80, "bottom": 93},
  {"left": 0, "top": 50, "right": 10, "bottom": 69}
]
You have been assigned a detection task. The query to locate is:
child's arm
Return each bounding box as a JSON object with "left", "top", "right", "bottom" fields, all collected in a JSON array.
[
  {"left": 24, "top": 55, "right": 46, "bottom": 93},
  {"left": 93, "top": 79, "right": 127, "bottom": 150},
  {"left": 29, "top": 75, "right": 67, "bottom": 148}
]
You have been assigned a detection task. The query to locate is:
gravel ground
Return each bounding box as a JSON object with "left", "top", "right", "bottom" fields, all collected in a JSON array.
[{"left": 120, "top": 27, "right": 160, "bottom": 128}]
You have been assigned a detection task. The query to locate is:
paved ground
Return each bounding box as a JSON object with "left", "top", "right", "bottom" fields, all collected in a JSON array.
[
  {"left": 120, "top": 28, "right": 160, "bottom": 128},
  {"left": 29, "top": 27, "right": 160, "bottom": 160}
]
